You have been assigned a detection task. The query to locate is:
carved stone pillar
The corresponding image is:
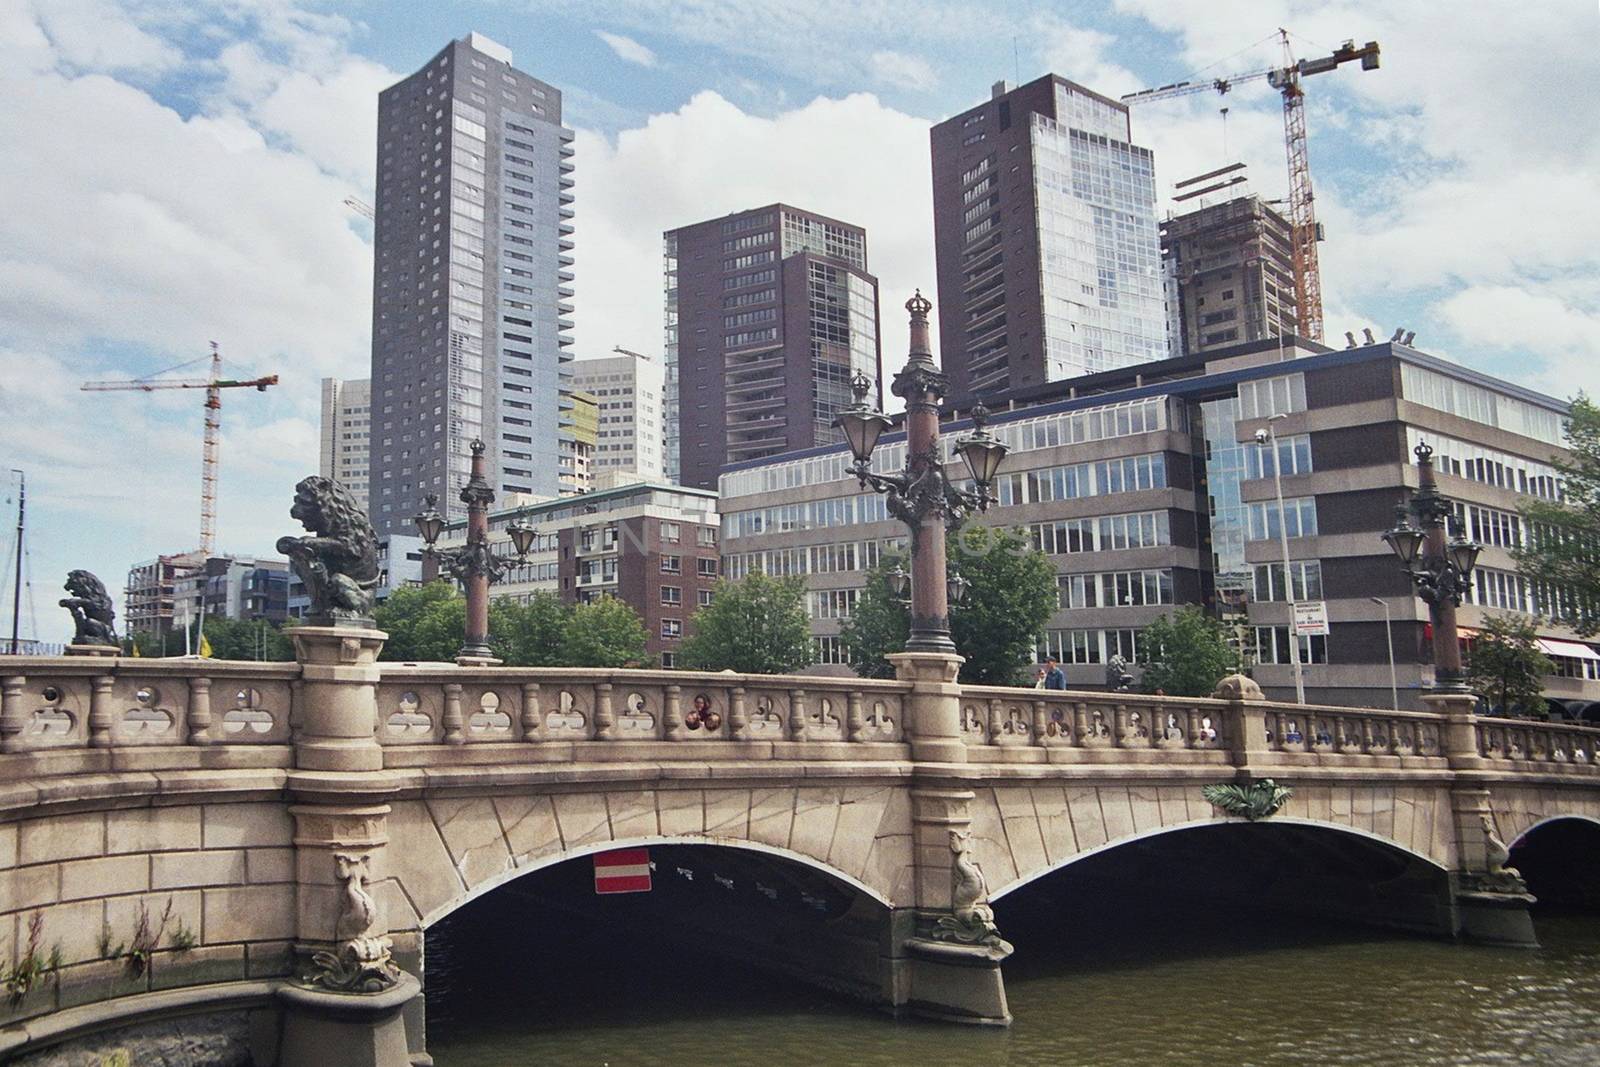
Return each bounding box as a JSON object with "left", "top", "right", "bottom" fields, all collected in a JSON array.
[
  {"left": 186, "top": 675, "right": 213, "bottom": 745},
  {"left": 594, "top": 682, "right": 615, "bottom": 740},
  {"left": 288, "top": 626, "right": 387, "bottom": 773},
  {"left": 88, "top": 674, "right": 114, "bottom": 748},
  {"left": 520, "top": 682, "right": 541, "bottom": 743},
  {"left": 0, "top": 675, "right": 25, "bottom": 753},
  {"left": 664, "top": 684, "right": 685, "bottom": 741}
]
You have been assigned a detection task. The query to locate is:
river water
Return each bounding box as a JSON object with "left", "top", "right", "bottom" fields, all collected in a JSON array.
[{"left": 427, "top": 899, "right": 1600, "bottom": 1066}]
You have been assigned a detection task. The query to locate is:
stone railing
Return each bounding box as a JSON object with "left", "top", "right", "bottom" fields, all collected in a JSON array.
[
  {"left": 1477, "top": 715, "right": 1600, "bottom": 768},
  {"left": 374, "top": 666, "right": 908, "bottom": 766},
  {"left": 4, "top": 655, "right": 1599, "bottom": 781},
  {"left": 0, "top": 658, "right": 296, "bottom": 769}
]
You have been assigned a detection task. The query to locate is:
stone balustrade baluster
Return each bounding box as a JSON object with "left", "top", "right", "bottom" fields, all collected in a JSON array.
[
  {"left": 664, "top": 684, "right": 685, "bottom": 741},
  {"left": 1361, "top": 716, "right": 1376, "bottom": 755},
  {"left": 442, "top": 683, "right": 465, "bottom": 745},
  {"left": 1386, "top": 717, "right": 1402, "bottom": 755},
  {"left": 521, "top": 682, "right": 541, "bottom": 743},
  {"left": 1112, "top": 703, "right": 1128, "bottom": 748},
  {"left": 790, "top": 689, "right": 809, "bottom": 741},
  {"left": 987, "top": 699, "right": 1003, "bottom": 744},
  {"left": 847, "top": 691, "right": 865, "bottom": 742},
  {"left": 0, "top": 675, "right": 24, "bottom": 753},
  {"left": 1031, "top": 700, "right": 1048, "bottom": 746},
  {"left": 594, "top": 682, "right": 616, "bottom": 740},
  {"left": 89, "top": 674, "right": 114, "bottom": 748},
  {"left": 1185, "top": 707, "right": 1201, "bottom": 749},
  {"left": 729, "top": 686, "right": 748, "bottom": 740},
  {"left": 1073, "top": 701, "right": 1088, "bottom": 745},
  {"left": 1271, "top": 711, "right": 1286, "bottom": 752},
  {"left": 187, "top": 676, "right": 213, "bottom": 745}
]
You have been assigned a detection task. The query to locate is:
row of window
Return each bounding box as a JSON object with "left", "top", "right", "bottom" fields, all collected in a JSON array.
[
  {"left": 721, "top": 537, "right": 907, "bottom": 580},
  {"left": 1038, "top": 627, "right": 1327, "bottom": 666},
  {"left": 660, "top": 556, "right": 718, "bottom": 577},
  {"left": 995, "top": 453, "right": 1168, "bottom": 506},
  {"left": 1057, "top": 570, "right": 1174, "bottom": 609},
  {"left": 660, "top": 586, "right": 715, "bottom": 608},
  {"left": 1245, "top": 498, "right": 1318, "bottom": 541},
  {"left": 1029, "top": 510, "right": 1172, "bottom": 555}
]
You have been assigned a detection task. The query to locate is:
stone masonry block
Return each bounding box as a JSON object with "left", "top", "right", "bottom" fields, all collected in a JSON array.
[
  {"left": 789, "top": 787, "right": 843, "bottom": 863},
  {"left": 656, "top": 789, "right": 705, "bottom": 838},
  {"left": 202, "top": 804, "right": 293, "bottom": 850},
  {"left": 0, "top": 863, "right": 60, "bottom": 913},
  {"left": 106, "top": 805, "right": 201, "bottom": 854},
  {"left": 43, "top": 897, "right": 107, "bottom": 966},
  {"left": 827, "top": 788, "right": 890, "bottom": 882},
  {"left": 552, "top": 791, "right": 611, "bottom": 849},
  {"left": 384, "top": 801, "right": 464, "bottom": 926},
  {"left": 19, "top": 811, "right": 105, "bottom": 865},
  {"left": 1031, "top": 786, "right": 1076, "bottom": 866},
  {"left": 152, "top": 849, "right": 247, "bottom": 890},
  {"left": 429, "top": 797, "right": 514, "bottom": 888},
  {"left": 105, "top": 890, "right": 202, "bottom": 956},
  {"left": 495, "top": 795, "right": 562, "bottom": 863},
  {"left": 747, "top": 787, "right": 798, "bottom": 849},
  {"left": 607, "top": 789, "right": 660, "bottom": 841},
  {"left": 0, "top": 822, "right": 17, "bottom": 869},
  {"left": 703, "top": 789, "right": 749, "bottom": 840},
  {"left": 61, "top": 854, "right": 150, "bottom": 901},
  {"left": 150, "top": 942, "right": 248, "bottom": 990},
  {"left": 204, "top": 885, "right": 294, "bottom": 943},
  {"left": 247, "top": 847, "right": 296, "bottom": 885}
]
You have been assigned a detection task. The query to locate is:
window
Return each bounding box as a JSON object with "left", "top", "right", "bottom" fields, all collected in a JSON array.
[
  {"left": 661, "top": 619, "right": 683, "bottom": 639},
  {"left": 1236, "top": 374, "right": 1307, "bottom": 420},
  {"left": 698, "top": 589, "right": 714, "bottom": 607},
  {"left": 661, "top": 555, "right": 681, "bottom": 574},
  {"left": 660, "top": 651, "right": 676, "bottom": 668},
  {"left": 697, "top": 527, "right": 718, "bottom": 546},
  {"left": 660, "top": 521, "right": 680, "bottom": 543},
  {"left": 1252, "top": 561, "right": 1324, "bottom": 602},
  {"left": 697, "top": 558, "right": 718, "bottom": 577},
  {"left": 1247, "top": 498, "right": 1318, "bottom": 541},
  {"left": 660, "top": 586, "right": 682, "bottom": 606},
  {"left": 1254, "top": 627, "right": 1328, "bottom": 665},
  {"left": 1246, "top": 434, "right": 1313, "bottom": 479}
]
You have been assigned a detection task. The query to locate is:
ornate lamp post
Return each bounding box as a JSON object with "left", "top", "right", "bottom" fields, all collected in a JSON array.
[
  {"left": 412, "top": 440, "right": 537, "bottom": 663},
  {"left": 832, "top": 292, "right": 1008, "bottom": 653},
  {"left": 1382, "top": 442, "right": 1483, "bottom": 690}
]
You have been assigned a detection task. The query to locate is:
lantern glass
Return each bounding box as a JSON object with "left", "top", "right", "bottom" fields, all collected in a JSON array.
[
  {"left": 955, "top": 431, "right": 1008, "bottom": 487},
  {"left": 887, "top": 563, "right": 910, "bottom": 600},
  {"left": 1447, "top": 536, "right": 1481, "bottom": 578},
  {"left": 1382, "top": 520, "right": 1424, "bottom": 567},
  {"left": 507, "top": 518, "right": 537, "bottom": 558},
  {"left": 834, "top": 406, "right": 892, "bottom": 464},
  {"left": 947, "top": 570, "right": 970, "bottom": 606},
  {"left": 413, "top": 500, "right": 445, "bottom": 548}
]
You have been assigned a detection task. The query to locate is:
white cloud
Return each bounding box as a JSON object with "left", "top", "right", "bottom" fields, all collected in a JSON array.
[
  {"left": 31, "top": 0, "right": 179, "bottom": 73},
  {"left": 870, "top": 50, "right": 937, "bottom": 92},
  {"left": 571, "top": 90, "right": 935, "bottom": 381},
  {"left": 1434, "top": 286, "right": 1600, "bottom": 399},
  {"left": 596, "top": 30, "right": 659, "bottom": 68}
]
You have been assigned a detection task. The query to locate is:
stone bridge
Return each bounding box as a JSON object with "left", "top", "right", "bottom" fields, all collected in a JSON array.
[{"left": 2, "top": 630, "right": 1599, "bottom": 1065}]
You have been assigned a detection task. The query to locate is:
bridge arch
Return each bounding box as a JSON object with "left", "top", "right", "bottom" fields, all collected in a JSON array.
[
  {"left": 419, "top": 833, "right": 893, "bottom": 928},
  {"left": 1508, "top": 813, "right": 1600, "bottom": 910},
  {"left": 989, "top": 816, "right": 1451, "bottom": 902}
]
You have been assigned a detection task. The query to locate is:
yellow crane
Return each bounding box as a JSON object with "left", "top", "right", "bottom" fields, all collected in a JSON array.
[
  {"left": 82, "top": 344, "right": 279, "bottom": 555},
  {"left": 1123, "top": 30, "right": 1381, "bottom": 343}
]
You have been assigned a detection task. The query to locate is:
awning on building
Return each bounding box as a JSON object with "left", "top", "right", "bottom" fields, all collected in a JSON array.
[{"left": 1536, "top": 637, "right": 1600, "bottom": 661}]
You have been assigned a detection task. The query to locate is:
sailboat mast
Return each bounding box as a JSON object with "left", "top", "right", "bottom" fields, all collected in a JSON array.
[{"left": 9, "top": 471, "right": 24, "bottom": 655}]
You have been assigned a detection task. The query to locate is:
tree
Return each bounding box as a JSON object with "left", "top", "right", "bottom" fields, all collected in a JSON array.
[
  {"left": 679, "top": 572, "right": 814, "bottom": 674},
  {"left": 125, "top": 618, "right": 294, "bottom": 660},
  {"left": 556, "top": 596, "right": 650, "bottom": 667},
  {"left": 1467, "top": 614, "right": 1553, "bottom": 718},
  {"left": 840, "top": 525, "right": 1057, "bottom": 685},
  {"left": 1137, "top": 606, "right": 1241, "bottom": 697},
  {"left": 947, "top": 524, "right": 1058, "bottom": 686},
  {"left": 374, "top": 581, "right": 465, "bottom": 662},
  {"left": 1516, "top": 394, "right": 1600, "bottom": 635},
  {"left": 493, "top": 591, "right": 571, "bottom": 667}
]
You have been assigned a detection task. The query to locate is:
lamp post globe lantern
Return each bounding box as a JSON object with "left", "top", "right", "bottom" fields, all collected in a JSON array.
[
  {"left": 1382, "top": 442, "right": 1482, "bottom": 691},
  {"left": 844, "top": 290, "right": 1008, "bottom": 656},
  {"left": 507, "top": 515, "right": 538, "bottom": 559},
  {"left": 886, "top": 562, "right": 911, "bottom": 602},
  {"left": 412, "top": 495, "right": 445, "bottom": 549}
]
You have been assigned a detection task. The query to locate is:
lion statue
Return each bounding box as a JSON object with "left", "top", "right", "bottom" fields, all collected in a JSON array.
[
  {"left": 60, "top": 569, "right": 119, "bottom": 646},
  {"left": 276, "top": 476, "right": 379, "bottom": 622}
]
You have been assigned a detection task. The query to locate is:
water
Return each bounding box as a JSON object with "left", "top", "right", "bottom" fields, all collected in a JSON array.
[{"left": 426, "top": 898, "right": 1600, "bottom": 1067}]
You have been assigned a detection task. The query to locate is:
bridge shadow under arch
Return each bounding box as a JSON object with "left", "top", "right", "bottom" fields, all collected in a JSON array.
[
  {"left": 422, "top": 840, "right": 894, "bottom": 1053},
  {"left": 1512, "top": 815, "right": 1600, "bottom": 911},
  {"left": 991, "top": 819, "right": 1457, "bottom": 971}
]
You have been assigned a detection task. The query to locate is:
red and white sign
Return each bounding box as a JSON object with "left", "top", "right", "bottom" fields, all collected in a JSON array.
[{"left": 593, "top": 848, "right": 652, "bottom": 894}]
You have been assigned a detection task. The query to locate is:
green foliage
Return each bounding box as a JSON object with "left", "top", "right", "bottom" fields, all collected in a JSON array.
[
  {"left": 557, "top": 596, "right": 650, "bottom": 667},
  {"left": 838, "top": 557, "right": 912, "bottom": 680},
  {"left": 1516, "top": 394, "right": 1600, "bottom": 635},
  {"left": 493, "top": 591, "right": 571, "bottom": 667},
  {"left": 374, "top": 581, "right": 465, "bottom": 662},
  {"left": 840, "top": 524, "right": 1057, "bottom": 685},
  {"left": 3, "top": 912, "right": 57, "bottom": 1003},
  {"left": 1137, "top": 606, "right": 1242, "bottom": 697},
  {"left": 679, "top": 571, "right": 815, "bottom": 674},
  {"left": 1202, "top": 778, "right": 1293, "bottom": 821},
  {"left": 124, "top": 617, "right": 294, "bottom": 660},
  {"left": 1467, "top": 613, "right": 1553, "bottom": 718}
]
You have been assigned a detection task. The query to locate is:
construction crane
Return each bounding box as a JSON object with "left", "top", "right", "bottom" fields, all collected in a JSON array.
[
  {"left": 1123, "top": 30, "right": 1380, "bottom": 342},
  {"left": 82, "top": 344, "right": 278, "bottom": 556}
]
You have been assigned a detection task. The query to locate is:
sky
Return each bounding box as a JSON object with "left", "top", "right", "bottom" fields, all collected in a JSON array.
[{"left": 1, "top": 0, "right": 1598, "bottom": 641}]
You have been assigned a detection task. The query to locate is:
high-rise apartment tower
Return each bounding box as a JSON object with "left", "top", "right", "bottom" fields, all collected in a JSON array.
[
  {"left": 1160, "top": 166, "right": 1297, "bottom": 358},
  {"left": 572, "top": 347, "right": 666, "bottom": 483},
  {"left": 370, "top": 32, "right": 575, "bottom": 535},
  {"left": 930, "top": 75, "right": 1168, "bottom": 405},
  {"left": 318, "top": 377, "right": 371, "bottom": 506},
  {"left": 664, "top": 204, "right": 883, "bottom": 490}
]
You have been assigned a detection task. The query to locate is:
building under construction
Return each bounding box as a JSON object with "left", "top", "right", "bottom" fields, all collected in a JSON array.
[{"left": 1160, "top": 164, "right": 1297, "bottom": 357}]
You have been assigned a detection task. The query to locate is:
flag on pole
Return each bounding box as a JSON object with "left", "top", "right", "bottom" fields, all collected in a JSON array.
[
  {"left": 198, "top": 631, "right": 213, "bottom": 658},
  {"left": 130, "top": 642, "right": 142, "bottom": 657},
  {"left": 593, "top": 848, "right": 651, "bottom": 894}
]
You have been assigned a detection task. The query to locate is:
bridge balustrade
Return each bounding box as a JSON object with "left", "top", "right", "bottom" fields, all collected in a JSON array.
[{"left": 1478, "top": 716, "right": 1600, "bottom": 767}]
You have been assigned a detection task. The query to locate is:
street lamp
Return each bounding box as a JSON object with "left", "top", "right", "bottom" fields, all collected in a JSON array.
[
  {"left": 412, "top": 440, "right": 537, "bottom": 663},
  {"left": 833, "top": 291, "right": 1008, "bottom": 653},
  {"left": 1382, "top": 441, "right": 1481, "bottom": 691},
  {"left": 1368, "top": 596, "right": 1399, "bottom": 712},
  {"left": 1254, "top": 413, "right": 1304, "bottom": 704}
]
